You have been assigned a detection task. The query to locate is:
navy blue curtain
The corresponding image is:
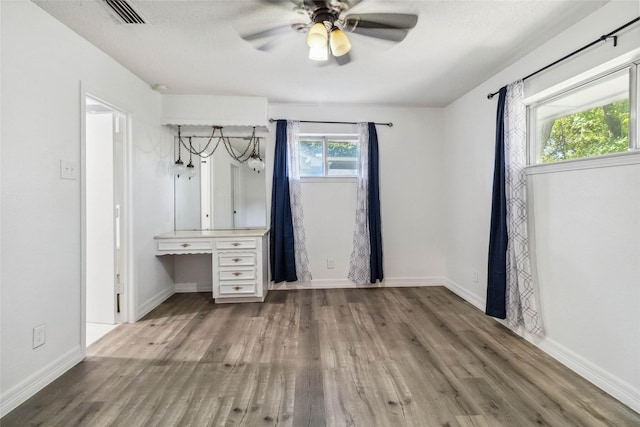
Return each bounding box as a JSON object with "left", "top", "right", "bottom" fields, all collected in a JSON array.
[
  {"left": 270, "top": 120, "right": 297, "bottom": 283},
  {"left": 486, "top": 87, "right": 508, "bottom": 319},
  {"left": 367, "top": 123, "right": 384, "bottom": 283}
]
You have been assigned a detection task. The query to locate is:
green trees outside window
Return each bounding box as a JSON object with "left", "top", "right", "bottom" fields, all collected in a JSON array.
[{"left": 540, "top": 99, "right": 629, "bottom": 163}]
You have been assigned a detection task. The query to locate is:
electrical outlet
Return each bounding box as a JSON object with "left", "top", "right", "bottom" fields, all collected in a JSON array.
[
  {"left": 327, "top": 258, "right": 334, "bottom": 269},
  {"left": 33, "top": 324, "right": 46, "bottom": 349},
  {"left": 473, "top": 271, "right": 479, "bottom": 283},
  {"left": 60, "top": 160, "right": 78, "bottom": 180}
]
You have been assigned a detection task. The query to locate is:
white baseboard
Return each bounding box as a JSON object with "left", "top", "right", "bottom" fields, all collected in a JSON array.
[
  {"left": 175, "top": 282, "right": 212, "bottom": 293},
  {"left": 0, "top": 345, "right": 84, "bottom": 417},
  {"left": 383, "top": 277, "right": 445, "bottom": 287},
  {"left": 527, "top": 332, "right": 640, "bottom": 413},
  {"left": 442, "top": 277, "right": 485, "bottom": 311},
  {"left": 270, "top": 276, "right": 444, "bottom": 290},
  {"left": 442, "top": 277, "right": 640, "bottom": 414},
  {"left": 137, "top": 286, "right": 175, "bottom": 320}
]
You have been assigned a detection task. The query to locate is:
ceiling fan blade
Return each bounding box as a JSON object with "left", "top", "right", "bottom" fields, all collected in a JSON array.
[
  {"left": 343, "top": 13, "right": 418, "bottom": 30},
  {"left": 349, "top": 27, "right": 408, "bottom": 42},
  {"left": 342, "top": 13, "right": 417, "bottom": 42}
]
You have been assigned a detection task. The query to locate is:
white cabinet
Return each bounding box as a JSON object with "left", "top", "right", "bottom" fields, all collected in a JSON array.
[
  {"left": 213, "top": 235, "right": 268, "bottom": 303},
  {"left": 155, "top": 229, "right": 269, "bottom": 303}
]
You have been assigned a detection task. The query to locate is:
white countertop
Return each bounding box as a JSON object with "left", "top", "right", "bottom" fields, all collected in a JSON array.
[{"left": 154, "top": 228, "right": 269, "bottom": 239}]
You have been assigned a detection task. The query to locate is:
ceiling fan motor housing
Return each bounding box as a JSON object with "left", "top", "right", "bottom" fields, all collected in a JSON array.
[{"left": 312, "top": 8, "right": 337, "bottom": 28}]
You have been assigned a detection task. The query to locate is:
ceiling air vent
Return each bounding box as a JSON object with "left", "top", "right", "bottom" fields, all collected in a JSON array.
[{"left": 103, "top": 0, "right": 146, "bottom": 24}]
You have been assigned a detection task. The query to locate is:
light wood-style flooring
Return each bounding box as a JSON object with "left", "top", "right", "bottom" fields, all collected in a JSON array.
[{"left": 3, "top": 287, "right": 639, "bottom": 426}]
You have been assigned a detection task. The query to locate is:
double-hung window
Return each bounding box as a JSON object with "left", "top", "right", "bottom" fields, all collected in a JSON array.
[
  {"left": 529, "top": 63, "right": 638, "bottom": 165},
  {"left": 298, "top": 135, "right": 360, "bottom": 177}
]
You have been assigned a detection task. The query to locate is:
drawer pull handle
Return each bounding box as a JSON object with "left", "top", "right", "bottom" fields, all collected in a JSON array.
[
  {"left": 232, "top": 272, "right": 242, "bottom": 276},
  {"left": 232, "top": 258, "right": 242, "bottom": 262},
  {"left": 231, "top": 242, "right": 241, "bottom": 247},
  {"left": 234, "top": 286, "right": 241, "bottom": 291},
  {"left": 181, "top": 243, "right": 191, "bottom": 248}
]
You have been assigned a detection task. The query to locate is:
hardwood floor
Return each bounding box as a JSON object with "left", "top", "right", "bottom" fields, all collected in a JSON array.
[{"left": 3, "top": 287, "right": 639, "bottom": 426}]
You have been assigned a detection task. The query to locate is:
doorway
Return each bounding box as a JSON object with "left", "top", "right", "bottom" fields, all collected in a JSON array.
[{"left": 83, "top": 95, "right": 129, "bottom": 347}]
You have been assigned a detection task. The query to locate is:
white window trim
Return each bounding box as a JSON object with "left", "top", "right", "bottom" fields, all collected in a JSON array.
[
  {"left": 300, "top": 176, "right": 358, "bottom": 183},
  {"left": 526, "top": 59, "right": 639, "bottom": 173},
  {"left": 525, "top": 150, "right": 640, "bottom": 175}
]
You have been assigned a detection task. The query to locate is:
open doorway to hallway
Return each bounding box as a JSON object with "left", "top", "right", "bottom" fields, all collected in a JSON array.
[{"left": 84, "top": 95, "right": 129, "bottom": 346}]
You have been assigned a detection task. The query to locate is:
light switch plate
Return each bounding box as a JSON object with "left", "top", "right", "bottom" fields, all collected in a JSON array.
[{"left": 60, "top": 160, "right": 78, "bottom": 180}]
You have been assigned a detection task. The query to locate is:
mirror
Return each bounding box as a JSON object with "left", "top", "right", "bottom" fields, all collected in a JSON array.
[{"left": 174, "top": 135, "right": 267, "bottom": 230}]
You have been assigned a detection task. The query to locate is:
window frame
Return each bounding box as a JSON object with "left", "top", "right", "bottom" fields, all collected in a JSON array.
[
  {"left": 526, "top": 61, "right": 639, "bottom": 172},
  {"left": 298, "top": 133, "right": 360, "bottom": 180}
]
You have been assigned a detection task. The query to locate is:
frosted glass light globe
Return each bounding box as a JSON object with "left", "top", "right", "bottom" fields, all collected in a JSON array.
[
  {"left": 330, "top": 28, "right": 351, "bottom": 57},
  {"left": 173, "top": 159, "right": 186, "bottom": 176},
  {"left": 306, "top": 22, "right": 328, "bottom": 48},
  {"left": 309, "top": 45, "right": 328, "bottom": 61}
]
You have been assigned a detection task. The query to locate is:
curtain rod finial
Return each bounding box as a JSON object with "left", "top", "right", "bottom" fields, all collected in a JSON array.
[{"left": 487, "top": 93, "right": 495, "bottom": 100}]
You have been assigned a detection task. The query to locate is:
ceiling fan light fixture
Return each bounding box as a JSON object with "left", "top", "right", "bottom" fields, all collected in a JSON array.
[
  {"left": 329, "top": 27, "right": 351, "bottom": 57},
  {"left": 306, "top": 22, "right": 328, "bottom": 48},
  {"left": 309, "top": 44, "right": 329, "bottom": 61}
]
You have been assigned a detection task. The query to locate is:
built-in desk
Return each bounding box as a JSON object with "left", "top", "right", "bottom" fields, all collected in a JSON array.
[{"left": 155, "top": 229, "right": 269, "bottom": 303}]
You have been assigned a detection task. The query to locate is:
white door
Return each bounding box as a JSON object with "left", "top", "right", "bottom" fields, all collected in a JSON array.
[
  {"left": 112, "top": 112, "right": 127, "bottom": 321},
  {"left": 85, "top": 96, "right": 127, "bottom": 325}
]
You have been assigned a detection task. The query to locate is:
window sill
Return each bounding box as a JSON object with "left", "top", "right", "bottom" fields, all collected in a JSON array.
[
  {"left": 300, "top": 176, "right": 358, "bottom": 183},
  {"left": 525, "top": 150, "right": 640, "bottom": 175}
]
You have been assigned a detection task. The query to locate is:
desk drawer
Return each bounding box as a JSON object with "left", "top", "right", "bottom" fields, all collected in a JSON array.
[
  {"left": 219, "top": 282, "right": 256, "bottom": 295},
  {"left": 215, "top": 238, "right": 257, "bottom": 250},
  {"left": 218, "top": 253, "right": 255, "bottom": 267},
  {"left": 219, "top": 267, "right": 256, "bottom": 281},
  {"left": 157, "top": 239, "right": 212, "bottom": 252}
]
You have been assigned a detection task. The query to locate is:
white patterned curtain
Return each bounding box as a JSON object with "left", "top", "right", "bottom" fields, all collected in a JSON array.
[
  {"left": 504, "top": 81, "right": 543, "bottom": 334},
  {"left": 348, "top": 123, "right": 370, "bottom": 285},
  {"left": 286, "top": 120, "right": 312, "bottom": 282}
]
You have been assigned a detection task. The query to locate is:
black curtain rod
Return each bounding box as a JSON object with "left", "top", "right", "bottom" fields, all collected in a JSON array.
[
  {"left": 487, "top": 16, "right": 640, "bottom": 100},
  {"left": 176, "top": 135, "right": 260, "bottom": 139},
  {"left": 269, "top": 118, "right": 393, "bottom": 127}
]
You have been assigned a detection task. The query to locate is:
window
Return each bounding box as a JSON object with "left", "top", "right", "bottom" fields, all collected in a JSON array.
[
  {"left": 529, "top": 64, "right": 638, "bottom": 165},
  {"left": 299, "top": 135, "right": 360, "bottom": 177}
]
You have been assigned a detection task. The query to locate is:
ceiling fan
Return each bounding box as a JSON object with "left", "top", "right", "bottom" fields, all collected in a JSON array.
[{"left": 241, "top": 0, "right": 418, "bottom": 64}]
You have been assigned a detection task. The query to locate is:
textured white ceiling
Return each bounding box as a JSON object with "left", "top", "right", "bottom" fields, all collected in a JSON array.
[{"left": 32, "top": 0, "right": 612, "bottom": 107}]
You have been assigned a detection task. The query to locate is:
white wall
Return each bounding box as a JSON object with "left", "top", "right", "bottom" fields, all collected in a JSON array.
[
  {"left": 267, "top": 104, "right": 446, "bottom": 286},
  {"left": 442, "top": 0, "right": 640, "bottom": 411},
  {"left": 1, "top": 0, "right": 174, "bottom": 415}
]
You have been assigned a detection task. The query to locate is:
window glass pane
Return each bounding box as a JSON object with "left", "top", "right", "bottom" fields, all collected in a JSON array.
[
  {"left": 535, "top": 69, "right": 629, "bottom": 163},
  {"left": 299, "top": 140, "right": 323, "bottom": 176},
  {"left": 327, "top": 140, "right": 359, "bottom": 176}
]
